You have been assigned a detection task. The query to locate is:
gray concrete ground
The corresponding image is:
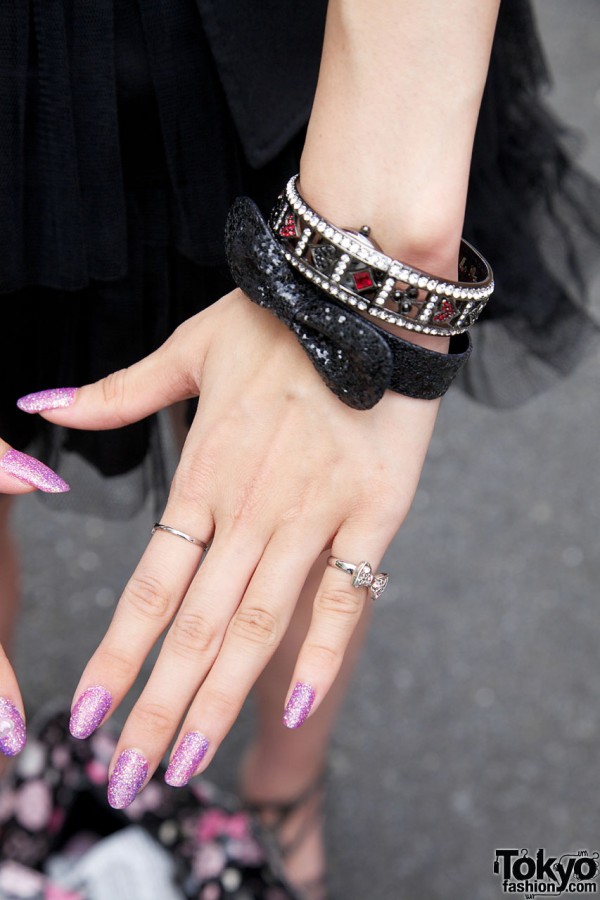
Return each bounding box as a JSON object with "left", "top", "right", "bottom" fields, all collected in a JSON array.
[{"left": 11, "top": 2, "right": 600, "bottom": 898}]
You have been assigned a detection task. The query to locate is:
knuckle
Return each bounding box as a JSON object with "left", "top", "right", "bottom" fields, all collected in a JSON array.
[
  {"left": 100, "top": 368, "right": 129, "bottom": 419},
  {"left": 171, "top": 317, "right": 196, "bottom": 346},
  {"left": 168, "top": 611, "right": 218, "bottom": 657},
  {"left": 131, "top": 700, "right": 174, "bottom": 738},
  {"left": 123, "top": 573, "right": 172, "bottom": 621},
  {"left": 304, "top": 642, "right": 342, "bottom": 669},
  {"left": 314, "top": 586, "right": 364, "bottom": 618},
  {"left": 205, "top": 686, "right": 238, "bottom": 722},
  {"left": 229, "top": 605, "right": 279, "bottom": 647},
  {"left": 169, "top": 456, "right": 215, "bottom": 508},
  {"left": 96, "top": 644, "right": 137, "bottom": 683}
]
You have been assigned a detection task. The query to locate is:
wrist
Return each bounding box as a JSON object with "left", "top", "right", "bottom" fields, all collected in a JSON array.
[
  {"left": 296, "top": 167, "right": 463, "bottom": 284},
  {"left": 294, "top": 168, "right": 461, "bottom": 353},
  {"left": 297, "top": 0, "right": 500, "bottom": 278}
]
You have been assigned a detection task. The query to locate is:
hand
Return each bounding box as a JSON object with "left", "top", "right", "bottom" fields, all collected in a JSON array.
[
  {"left": 23, "top": 289, "right": 440, "bottom": 805},
  {"left": 0, "top": 437, "right": 66, "bottom": 758}
]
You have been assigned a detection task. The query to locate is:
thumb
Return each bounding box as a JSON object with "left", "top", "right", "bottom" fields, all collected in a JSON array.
[{"left": 16, "top": 323, "right": 204, "bottom": 431}]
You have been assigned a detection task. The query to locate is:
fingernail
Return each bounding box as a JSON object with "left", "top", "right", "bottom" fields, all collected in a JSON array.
[
  {"left": 17, "top": 387, "right": 78, "bottom": 413},
  {"left": 0, "top": 449, "right": 70, "bottom": 493},
  {"left": 0, "top": 697, "right": 27, "bottom": 757},
  {"left": 165, "top": 731, "right": 209, "bottom": 787},
  {"left": 70, "top": 685, "right": 112, "bottom": 739},
  {"left": 107, "top": 749, "right": 149, "bottom": 809},
  {"left": 282, "top": 681, "right": 315, "bottom": 729}
]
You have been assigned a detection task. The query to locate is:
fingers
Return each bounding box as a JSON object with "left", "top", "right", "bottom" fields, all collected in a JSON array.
[
  {"left": 161, "top": 526, "right": 326, "bottom": 787},
  {"left": 101, "top": 519, "right": 383, "bottom": 803},
  {"left": 0, "top": 645, "right": 26, "bottom": 757},
  {"left": 104, "top": 526, "right": 267, "bottom": 806},
  {"left": 104, "top": 525, "right": 323, "bottom": 801},
  {"left": 15, "top": 315, "right": 208, "bottom": 431}
]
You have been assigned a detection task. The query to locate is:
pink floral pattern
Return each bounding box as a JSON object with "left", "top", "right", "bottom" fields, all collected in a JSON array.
[{"left": 0, "top": 710, "right": 294, "bottom": 900}]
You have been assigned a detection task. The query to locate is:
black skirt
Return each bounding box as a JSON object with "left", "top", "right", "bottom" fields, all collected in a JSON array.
[{"left": 0, "top": 0, "right": 598, "bottom": 516}]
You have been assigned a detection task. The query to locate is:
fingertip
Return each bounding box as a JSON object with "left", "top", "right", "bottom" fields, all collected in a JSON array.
[
  {"left": 0, "top": 696, "right": 27, "bottom": 758},
  {"left": 107, "top": 749, "right": 149, "bottom": 809},
  {"left": 164, "top": 731, "right": 210, "bottom": 787},
  {"left": 69, "top": 685, "right": 113, "bottom": 740},
  {"left": 282, "top": 681, "right": 316, "bottom": 729},
  {"left": 16, "top": 387, "right": 78, "bottom": 414},
  {"left": 0, "top": 449, "right": 70, "bottom": 493}
]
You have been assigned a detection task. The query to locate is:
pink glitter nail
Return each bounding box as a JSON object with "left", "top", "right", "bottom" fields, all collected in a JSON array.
[
  {"left": 282, "top": 681, "right": 315, "bottom": 729},
  {"left": 17, "top": 387, "right": 77, "bottom": 413},
  {"left": 0, "top": 697, "right": 27, "bottom": 757},
  {"left": 165, "top": 731, "right": 209, "bottom": 787},
  {"left": 70, "top": 686, "right": 112, "bottom": 739},
  {"left": 107, "top": 749, "right": 148, "bottom": 809},
  {"left": 0, "top": 449, "right": 70, "bottom": 493}
]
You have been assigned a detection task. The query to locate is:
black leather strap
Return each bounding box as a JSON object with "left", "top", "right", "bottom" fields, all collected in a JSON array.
[{"left": 225, "top": 196, "right": 472, "bottom": 410}]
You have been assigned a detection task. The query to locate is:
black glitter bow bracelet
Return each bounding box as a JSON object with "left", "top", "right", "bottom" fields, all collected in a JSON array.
[{"left": 224, "top": 196, "right": 472, "bottom": 410}]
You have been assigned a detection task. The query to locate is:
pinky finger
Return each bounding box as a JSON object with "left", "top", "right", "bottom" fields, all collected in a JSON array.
[
  {"left": 282, "top": 533, "right": 385, "bottom": 730},
  {"left": 0, "top": 646, "right": 26, "bottom": 757}
]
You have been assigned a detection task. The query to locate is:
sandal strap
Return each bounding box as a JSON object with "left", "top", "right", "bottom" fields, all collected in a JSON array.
[
  {"left": 277, "top": 790, "right": 324, "bottom": 861},
  {"left": 244, "top": 771, "right": 328, "bottom": 899},
  {"left": 244, "top": 769, "right": 326, "bottom": 832}
]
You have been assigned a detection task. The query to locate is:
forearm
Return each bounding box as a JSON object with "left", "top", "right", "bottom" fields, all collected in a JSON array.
[{"left": 300, "top": 0, "right": 501, "bottom": 278}]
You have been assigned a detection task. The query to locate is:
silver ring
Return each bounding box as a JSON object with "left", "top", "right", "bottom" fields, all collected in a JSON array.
[
  {"left": 327, "top": 556, "right": 389, "bottom": 601},
  {"left": 152, "top": 523, "right": 209, "bottom": 550}
]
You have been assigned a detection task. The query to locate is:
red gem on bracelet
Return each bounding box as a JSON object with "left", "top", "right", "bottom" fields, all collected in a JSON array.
[
  {"left": 352, "top": 269, "right": 375, "bottom": 292},
  {"left": 433, "top": 299, "right": 456, "bottom": 322},
  {"left": 279, "top": 214, "right": 298, "bottom": 238}
]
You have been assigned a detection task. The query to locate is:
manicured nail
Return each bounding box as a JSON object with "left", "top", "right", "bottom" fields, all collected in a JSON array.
[
  {"left": 0, "top": 449, "right": 70, "bottom": 493},
  {"left": 165, "top": 731, "right": 209, "bottom": 787},
  {"left": 282, "top": 682, "right": 315, "bottom": 729},
  {"left": 70, "top": 685, "right": 112, "bottom": 739},
  {"left": 17, "top": 387, "right": 77, "bottom": 413},
  {"left": 0, "top": 697, "right": 27, "bottom": 757},
  {"left": 107, "top": 749, "right": 149, "bottom": 809}
]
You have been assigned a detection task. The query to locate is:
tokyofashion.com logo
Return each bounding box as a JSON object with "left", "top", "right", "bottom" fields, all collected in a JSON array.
[{"left": 493, "top": 849, "right": 599, "bottom": 895}]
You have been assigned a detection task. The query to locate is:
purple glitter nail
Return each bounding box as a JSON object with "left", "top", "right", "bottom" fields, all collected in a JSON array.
[
  {"left": 0, "top": 449, "right": 70, "bottom": 493},
  {"left": 165, "top": 731, "right": 209, "bottom": 787},
  {"left": 107, "top": 749, "right": 149, "bottom": 809},
  {"left": 70, "top": 685, "right": 112, "bottom": 739},
  {"left": 0, "top": 697, "right": 27, "bottom": 757},
  {"left": 282, "top": 681, "right": 316, "bottom": 729},
  {"left": 17, "top": 387, "right": 77, "bottom": 413}
]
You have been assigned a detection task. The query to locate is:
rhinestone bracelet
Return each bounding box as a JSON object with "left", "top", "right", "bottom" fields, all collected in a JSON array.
[
  {"left": 225, "top": 196, "right": 473, "bottom": 410},
  {"left": 269, "top": 174, "right": 494, "bottom": 337}
]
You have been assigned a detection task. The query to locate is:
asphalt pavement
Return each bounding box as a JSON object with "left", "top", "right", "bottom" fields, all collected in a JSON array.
[{"left": 11, "top": 2, "right": 600, "bottom": 898}]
